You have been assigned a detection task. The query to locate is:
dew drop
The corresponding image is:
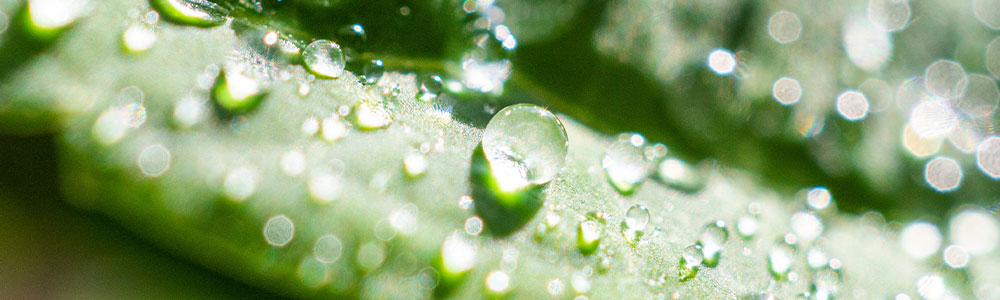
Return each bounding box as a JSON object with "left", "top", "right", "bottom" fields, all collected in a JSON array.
[
  {"left": 772, "top": 77, "right": 802, "bottom": 105},
  {"left": 656, "top": 158, "right": 706, "bottom": 192},
  {"left": 485, "top": 270, "right": 510, "bottom": 293},
  {"left": 768, "top": 239, "right": 796, "bottom": 280},
  {"left": 707, "top": 49, "right": 736, "bottom": 75},
  {"left": 461, "top": 58, "right": 512, "bottom": 94},
  {"left": 603, "top": 133, "right": 653, "bottom": 194},
  {"left": 280, "top": 150, "right": 306, "bottom": 176},
  {"left": 768, "top": 11, "right": 802, "bottom": 44},
  {"left": 678, "top": 244, "right": 703, "bottom": 282},
  {"left": 336, "top": 24, "right": 367, "bottom": 58},
  {"left": 212, "top": 67, "right": 267, "bottom": 114},
  {"left": 547, "top": 279, "right": 565, "bottom": 296},
  {"left": 464, "top": 216, "right": 484, "bottom": 236},
  {"left": 810, "top": 268, "right": 842, "bottom": 300},
  {"left": 149, "top": 0, "right": 227, "bottom": 27},
  {"left": 949, "top": 209, "right": 999, "bottom": 255},
  {"left": 915, "top": 274, "right": 946, "bottom": 300},
  {"left": 404, "top": 150, "right": 428, "bottom": 178},
  {"left": 263, "top": 215, "right": 294, "bottom": 247},
  {"left": 910, "top": 100, "right": 957, "bottom": 139},
  {"left": 790, "top": 212, "right": 823, "bottom": 244},
  {"left": 737, "top": 216, "right": 759, "bottom": 240},
  {"left": 942, "top": 244, "right": 969, "bottom": 268},
  {"left": 301, "top": 116, "right": 320, "bottom": 136},
  {"left": 173, "top": 96, "right": 204, "bottom": 129},
  {"left": 956, "top": 74, "right": 999, "bottom": 119},
  {"left": 121, "top": 25, "right": 157, "bottom": 53},
  {"left": 308, "top": 171, "right": 340, "bottom": 203},
  {"left": 842, "top": 17, "right": 891, "bottom": 72},
  {"left": 137, "top": 144, "right": 171, "bottom": 177},
  {"left": 806, "top": 248, "right": 828, "bottom": 269},
  {"left": 297, "top": 83, "right": 311, "bottom": 97},
  {"left": 313, "top": 234, "right": 343, "bottom": 264},
  {"left": 321, "top": 115, "right": 348, "bottom": 142},
  {"left": 92, "top": 108, "right": 127, "bottom": 146},
  {"left": 925, "top": 60, "right": 968, "bottom": 99},
  {"left": 482, "top": 104, "right": 568, "bottom": 192},
  {"left": 223, "top": 166, "right": 258, "bottom": 201},
  {"left": 624, "top": 204, "right": 650, "bottom": 231},
  {"left": 577, "top": 220, "right": 601, "bottom": 255},
  {"left": 26, "top": 0, "right": 89, "bottom": 37},
  {"left": 440, "top": 232, "right": 476, "bottom": 275},
  {"left": 697, "top": 221, "right": 729, "bottom": 267},
  {"left": 353, "top": 100, "right": 392, "bottom": 130},
  {"left": 977, "top": 136, "right": 1000, "bottom": 178},
  {"left": 303, "top": 40, "right": 346, "bottom": 78},
  {"left": 417, "top": 75, "right": 444, "bottom": 102},
  {"left": 360, "top": 59, "right": 384, "bottom": 85},
  {"left": 836, "top": 90, "right": 869, "bottom": 121},
  {"left": 900, "top": 221, "right": 941, "bottom": 259},
  {"left": 924, "top": 156, "right": 962, "bottom": 192}
]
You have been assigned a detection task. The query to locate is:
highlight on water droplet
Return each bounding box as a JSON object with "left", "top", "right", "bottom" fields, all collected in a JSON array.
[
  {"left": 321, "top": 114, "right": 348, "bottom": 142},
  {"left": 603, "top": 133, "right": 653, "bottom": 195},
  {"left": 678, "top": 244, "right": 703, "bottom": 282},
  {"left": 942, "top": 244, "right": 970, "bottom": 269},
  {"left": 772, "top": 77, "right": 802, "bottom": 105},
  {"left": 303, "top": 40, "right": 346, "bottom": 78},
  {"left": 482, "top": 104, "right": 569, "bottom": 192},
  {"left": 915, "top": 274, "right": 946, "bottom": 300},
  {"left": 909, "top": 100, "right": 957, "bottom": 139},
  {"left": 577, "top": 220, "right": 601, "bottom": 255},
  {"left": 806, "top": 187, "right": 832, "bottom": 211},
  {"left": 149, "top": 0, "right": 227, "bottom": 27},
  {"left": 404, "top": 150, "right": 428, "bottom": 178},
  {"left": 212, "top": 66, "right": 268, "bottom": 115},
  {"left": 736, "top": 215, "right": 759, "bottom": 240},
  {"left": 461, "top": 58, "right": 512, "bottom": 94},
  {"left": 707, "top": 49, "right": 736, "bottom": 75},
  {"left": 768, "top": 11, "right": 802, "bottom": 44},
  {"left": 697, "top": 221, "right": 729, "bottom": 267},
  {"left": 485, "top": 270, "right": 510, "bottom": 294},
  {"left": 949, "top": 209, "right": 999, "bottom": 255},
  {"left": 924, "top": 156, "right": 962, "bottom": 192},
  {"left": 790, "top": 211, "right": 823, "bottom": 244},
  {"left": 173, "top": 96, "right": 204, "bottom": 129},
  {"left": 263, "top": 215, "right": 294, "bottom": 247}
]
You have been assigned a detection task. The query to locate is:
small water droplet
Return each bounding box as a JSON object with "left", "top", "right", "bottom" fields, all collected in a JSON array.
[
  {"left": 321, "top": 115, "right": 348, "bottom": 142},
  {"left": 212, "top": 67, "right": 267, "bottom": 115},
  {"left": 924, "top": 156, "right": 963, "bottom": 192},
  {"left": 482, "top": 104, "right": 568, "bottom": 192},
  {"left": 313, "top": 234, "right": 343, "bottom": 264},
  {"left": 697, "top": 221, "right": 728, "bottom": 267},
  {"left": 137, "top": 144, "right": 171, "bottom": 177},
  {"left": 547, "top": 279, "right": 565, "bottom": 296},
  {"left": 768, "top": 11, "right": 802, "bottom": 44},
  {"left": 707, "top": 49, "right": 736, "bottom": 75},
  {"left": 263, "top": 215, "right": 294, "bottom": 247},
  {"left": 301, "top": 116, "right": 320, "bottom": 136},
  {"left": 916, "top": 274, "right": 946, "bottom": 300},
  {"left": 352, "top": 100, "right": 392, "bottom": 130},
  {"left": 836, "top": 90, "right": 869, "bottom": 121},
  {"left": 223, "top": 166, "right": 258, "bottom": 201},
  {"left": 464, "top": 216, "right": 483, "bottom": 236},
  {"left": 404, "top": 150, "right": 428, "bottom": 178},
  {"left": 361, "top": 59, "right": 384, "bottom": 85},
  {"left": 678, "top": 244, "right": 703, "bottom": 282},
  {"left": 26, "top": 0, "right": 90, "bottom": 38},
  {"left": 768, "top": 238, "right": 796, "bottom": 280},
  {"left": 308, "top": 171, "right": 340, "bottom": 204},
  {"left": 440, "top": 232, "right": 476, "bottom": 275},
  {"left": 417, "top": 75, "right": 444, "bottom": 102},
  {"left": 737, "top": 216, "right": 759, "bottom": 240},
  {"left": 173, "top": 96, "right": 204, "bottom": 128},
  {"left": 485, "top": 270, "right": 510, "bottom": 294},
  {"left": 461, "top": 58, "right": 512, "bottom": 94},
  {"left": 303, "top": 40, "right": 346, "bottom": 78},
  {"left": 92, "top": 108, "right": 127, "bottom": 145},
  {"left": 121, "top": 25, "right": 157, "bottom": 53},
  {"left": 976, "top": 136, "right": 1000, "bottom": 178},
  {"left": 280, "top": 151, "right": 306, "bottom": 176},
  {"left": 656, "top": 158, "right": 706, "bottom": 193},
  {"left": 603, "top": 133, "right": 653, "bottom": 194},
  {"left": 900, "top": 221, "right": 942, "bottom": 259},
  {"left": 297, "top": 83, "right": 311, "bottom": 97},
  {"left": 806, "top": 248, "right": 828, "bottom": 269},
  {"left": 790, "top": 212, "right": 823, "bottom": 244},
  {"left": 577, "top": 220, "right": 601, "bottom": 255},
  {"left": 336, "top": 24, "right": 367, "bottom": 59},
  {"left": 150, "top": 0, "right": 227, "bottom": 27},
  {"left": 624, "top": 204, "right": 650, "bottom": 230}
]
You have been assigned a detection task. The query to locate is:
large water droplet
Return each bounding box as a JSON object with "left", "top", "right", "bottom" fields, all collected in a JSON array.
[
  {"left": 149, "top": 0, "right": 227, "bottom": 27},
  {"left": 697, "top": 221, "right": 729, "bottom": 267},
  {"left": 482, "top": 104, "right": 568, "bottom": 192},
  {"left": 303, "top": 40, "right": 346, "bottom": 78},
  {"left": 603, "top": 133, "right": 653, "bottom": 195},
  {"left": 678, "top": 244, "right": 703, "bottom": 282}
]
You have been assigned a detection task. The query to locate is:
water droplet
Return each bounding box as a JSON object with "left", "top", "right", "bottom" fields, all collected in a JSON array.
[
  {"left": 806, "top": 187, "right": 832, "bottom": 210},
  {"left": 768, "top": 239, "right": 796, "bottom": 280},
  {"left": 577, "top": 220, "right": 601, "bottom": 255},
  {"left": 263, "top": 215, "right": 294, "bottom": 247},
  {"left": 336, "top": 24, "right": 367, "bottom": 58},
  {"left": 737, "top": 216, "right": 759, "bottom": 240},
  {"left": 836, "top": 90, "right": 869, "bottom": 121},
  {"left": 707, "top": 49, "right": 736, "bottom": 75},
  {"left": 910, "top": 100, "right": 957, "bottom": 139},
  {"left": 806, "top": 248, "right": 828, "bottom": 269},
  {"left": 903, "top": 124, "right": 944, "bottom": 157},
  {"left": 977, "top": 136, "right": 1000, "bottom": 178},
  {"left": 843, "top": 17, "right": 891, "bottom": 71},
  {"left": 924, "top": 156, "right": 962, "bottom": 192},
  {"left": 768, "top": 11, "right": 802, "bottom": 44},
  {"left": 482, "top": 104, "right": 568, "bottom": 192},
  {"left": 915, "top": 274, "right": 946, "bottom": 300},
  {"left": 223, "top": 166, "right": 258, "bottom": 201},
  {"left": 810, "top": 268, "right": 842, "bottom": 300},
  {"left": 547, "top": 279, "right": 565, "bottom": 296},
  {"left": 987, "top": 37, "right": 1000, "bottom": 80},
  {"left": 280, "top": 150, "right": 306, "bottom": 176},
  {"left": 173, "top": 96, "right": 204, "bottom": 128},
  {"left": 404, "top": 150, "right": 428, "bottom": 178},
  {"left": 440, "top": 232, "right": 476, "bottom": 275},
  {"left": 308, "top": 171, "right": 340, "bottom": 203},
  {"left": 150, "top": 0, "right": 227, "bottom": 27},
  {"left": 697, "top": 221, "right": 728, "bottom": 267},
  {"left": 975, "top": 0, "right": 1000, "bottom": 29},
  {"left": 303, "top": 40, "right": 346, "bottom": 78},
  {"left": 624, "top": 204, "right": 650, "bottom": 230},
  {"left": 656, "top": 158, "right": 706, "bottom": 193},
  {"left": 357, "top": 241, "right": 386, "bottom": 270},
  {"left": 942, "top": 244, "right": 970, "bottom": 268},
  {"left": 121, "top": 25, "right": 157, "bottom": 53},
  {"left": 389, "top": 204, "right": 418, "bottom": 235},
  {"left": 925, "top": 60, "right": 968, "bottom": 99},
  {"left": 138, "top": 144, "right": 171, "bottom": 177},
  {"left": 212, "top": 67, "right": 267, "bottom": 115},
  {"left": 485, "top": 270, "right": 510, "bottom": 293},
  {"left": 956, "top": 74, "right": 999, "bottom": 119},
  {"left": 352, "top": 100, "right": 392, "bottom": 130},
  {"left": 92, "top": 108, "right": 127, "bottom": 145},
  {"left": 773, "top": 77, "right": 802, "bottom": 105},
  {"left": 603, "top": 133, "right": 653, "bottom": 194},
  {"left": 313, "top": 234, "right": 343, "bottom": 264},
  {"left": 868, "top": 0, "right": 910, "bottom": 31},
  {"left": 678, "top": 244, "right": 703, "bottom": 282},
  {"left": 360, "top": 59, "right": 384, "bottom": 85},
  {"left": 26, "top": 0, "right": 90, "bottom": 38},
  {"left": 321, "top": 115, "right": 348, "bottom": 142},
  {"left": 464, "top": 216, "right": 483, "bottom": 236},
  {"left": 417, "top": 75, "right": 444, "bottom": 102},
  {"left": 900, "top": 221, "right": 942, "bottom": 259},
  {"left": 790, "top": 212, "right": 823, "bottom": 244},
  {"left": 461, "top": 58, "right": 512, "bottom": 94},
  {"left": 949, "top": 209, "right": 999, "bottom": 254}
]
